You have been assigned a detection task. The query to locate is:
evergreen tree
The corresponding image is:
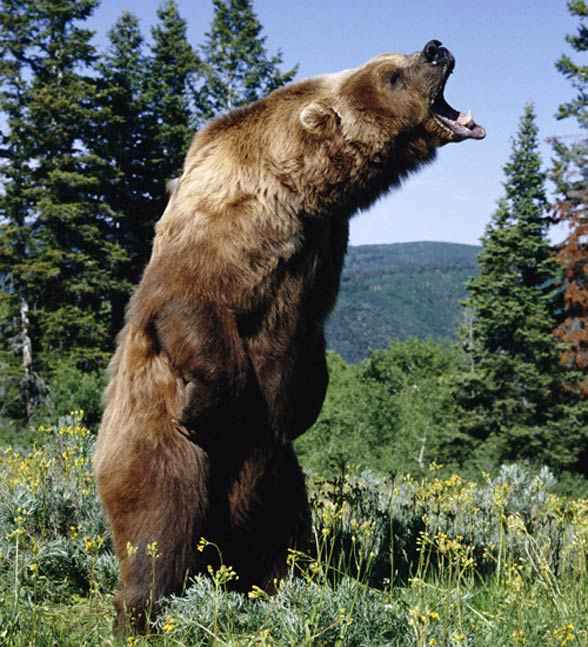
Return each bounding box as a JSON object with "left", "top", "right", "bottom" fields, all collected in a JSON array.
[
  {"left": 552, "top": 0, "right": 588, "bottom": 197},
  {"left": 0, "top": 0, "right": 38, "bottom": 419},
  {"left": 551, "top": 0, "right": 588, "bottom": 396},
  {"left": 22, "top": 0, "right": 127, "bottom": 371},
  {"left": 0, "top": 0, "right": 128, "bottom": 423},
  {"left": 146, "top": 0, "right": 199, "bottom": 184},
  {"left": 94, "top": 2, "right": 198, "bottom": 335},
  {"left": 195, "top": 0, "right": 297, "bottom": 122},
  {"left": 94, "top": 12, "right": 156, "bottom": 335},
  {"left": 451, "top": 105, "right": 573, "bottom": 469}
]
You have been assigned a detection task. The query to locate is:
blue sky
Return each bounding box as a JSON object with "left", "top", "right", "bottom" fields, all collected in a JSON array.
[{"left": 89, "top": 0, "right": 582, "bottom": 247}]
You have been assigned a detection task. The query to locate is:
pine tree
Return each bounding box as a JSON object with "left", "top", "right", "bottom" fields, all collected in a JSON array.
[
  {"left": 552, "top": 0, "right": 588, "bottom": 196},
  {"left": 195, "top": 0, "right": 297, "bottom": 122},
  {"left": 94, "top": 12, "right": 157, "bottom": 335},
  {"left": 551, "top": 0, "right": 588, "bottom": 396},
  {"left": 0, "top": 0, "right": 38, "bottom": 419},
  {"left": 0, "top": 0, "right": 128, "bottom": 419},
  {"left": 23, "top": 0, "right": 128, "bottom": 371},
  {"left": 146, "top": 0, "right": 199, "bottom": 185},
  {"left": 94, "top": 2, "right": 198, "bottom": 335},
  {"left": 451, "top": 105, "right": 572, "bottom": 469}
]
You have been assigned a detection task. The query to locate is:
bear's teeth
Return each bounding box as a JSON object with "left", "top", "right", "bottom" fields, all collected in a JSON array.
[{"left": 457, "top": 110, "right": 473, "bottom": 127}]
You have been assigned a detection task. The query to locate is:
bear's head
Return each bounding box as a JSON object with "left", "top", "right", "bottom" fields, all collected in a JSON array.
[
  {"left": 288, "top": 40, "right": 485, "bottom": 212},
  {"left": 300, "top": 40, "right": 485, "bottom": 147}
]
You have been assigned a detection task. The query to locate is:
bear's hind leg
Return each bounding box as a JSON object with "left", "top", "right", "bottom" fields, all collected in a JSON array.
[
  {"left": 222, "top": 442, "right": 311, "bottom": 594},
  {"left": 99, "top": 437, "right": 209, "bottom": 634}
]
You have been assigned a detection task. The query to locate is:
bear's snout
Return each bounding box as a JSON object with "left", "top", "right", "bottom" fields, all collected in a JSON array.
[{"left": 422, "top": 39, "right": 455, "bottom": 73}]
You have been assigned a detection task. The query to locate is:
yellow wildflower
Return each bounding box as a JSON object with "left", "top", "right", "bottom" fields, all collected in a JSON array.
[
  {"left": 248, "top": 585, "right": 268, "bottom": 600},
  {"left": 554, "top": 624, "right": 575, "bottom": 646},
  {"left": 161, "top": 615, "right": 175, "bottom": 633}
]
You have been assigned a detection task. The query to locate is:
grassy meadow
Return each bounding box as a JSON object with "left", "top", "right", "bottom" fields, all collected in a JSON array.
[{"left": 0, "top": 413, "right": 587, "bottom": 646}]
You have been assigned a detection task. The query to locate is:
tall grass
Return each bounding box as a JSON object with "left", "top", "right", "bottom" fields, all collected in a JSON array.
[{"left": 0, "top": 415, "right": 586, "bottom": 646}]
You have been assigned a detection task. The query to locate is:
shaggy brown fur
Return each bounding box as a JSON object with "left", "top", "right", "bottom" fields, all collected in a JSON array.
[{"left": 94, "top": 41, "right": 484, "bottom": 631}]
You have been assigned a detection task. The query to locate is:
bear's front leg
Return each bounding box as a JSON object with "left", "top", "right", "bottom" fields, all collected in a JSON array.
[
  {"left": 289, "top": 332, "right": 329, "bottom": 439},
  {"left": 173, "top": 378, "right": 220, "bottom": 442},
  {"left": 147, "top": 294, "right": 258, "bottom": 443}
]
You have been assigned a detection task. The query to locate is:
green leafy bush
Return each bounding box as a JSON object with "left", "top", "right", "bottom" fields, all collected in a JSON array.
[
  {"left": 296, "top": 341, "right": 461, "bottom": 477},
  {"left": 37, "top": 361, "right": 107, "bottom": 429}
]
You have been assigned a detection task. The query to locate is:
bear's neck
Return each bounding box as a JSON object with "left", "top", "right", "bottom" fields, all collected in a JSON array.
[{"left": 290, "top": 127, "right": 439, "bottom": 218}]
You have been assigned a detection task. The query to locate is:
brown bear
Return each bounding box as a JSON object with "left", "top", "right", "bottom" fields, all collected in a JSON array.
[{"left": 94, "top": 39, "right": 485, "bottom": 630}]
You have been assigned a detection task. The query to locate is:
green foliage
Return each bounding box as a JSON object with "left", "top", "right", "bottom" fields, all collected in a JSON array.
[
  {"left": 0, "top": 356, "right": 31, "bottom": 427},
  {"left": 295, "top": 352, "right": 398, "bottom": 476},
  {"left": 146, "top": 0, "right": 199, "bottom": 181},
  {"left": 0, "top": 0, "right": 45, "bottom": 421},
  {"left": 450, "top": 105, "right": 583, "bottom": 472},
  {"left": 21, "top": 0, "right": 126, "bottom": 369},
  {"left": 552, "top": 0, "right": 588, "bottom": 196},
  {"left": 296, "top": 339, "right": 460, "bottom": 477},
  {"left": 364, "top": 339, "right": 461, "bottom": 472},
  {"left": 0, "top": 0, "right": 129, "bottom": 422},
  {"left": 93, "top": 4, "right": 199, "bottom": 335},
  {"left": 94, "top": 11, "right": 153, "bottom": 335},
  {"left": 326, "top": 242, "right": 480, "bottom": 363},
  {"left": 195, "top": 0, "right": 297, "bottom": 121},
  {"left": 1, "top": 424, "right": 587, "bottom": 646},
  {"left": 35, "top": 360, "right": 106, "bottom": 428}
]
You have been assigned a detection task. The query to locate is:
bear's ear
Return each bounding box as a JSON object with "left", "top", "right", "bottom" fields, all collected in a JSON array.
[{"left": 299, "top": 102, "right": 340, "bottom": 133}]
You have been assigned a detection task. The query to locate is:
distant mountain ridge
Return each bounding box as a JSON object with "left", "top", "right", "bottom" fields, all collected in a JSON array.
[{"left": 325, "top": 241, "right": 481, "bottom": 363}]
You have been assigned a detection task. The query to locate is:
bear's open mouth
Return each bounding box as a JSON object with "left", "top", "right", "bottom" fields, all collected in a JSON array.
[{"left": 431, "top": 89, "right": 486, "bottom": 141}]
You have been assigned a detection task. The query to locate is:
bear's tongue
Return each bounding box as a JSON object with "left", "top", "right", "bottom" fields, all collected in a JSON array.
[{"left": 431, "top": 91, "right": 486, "bottom": 140}]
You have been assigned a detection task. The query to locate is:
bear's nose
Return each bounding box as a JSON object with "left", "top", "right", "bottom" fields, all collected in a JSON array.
[
  {"left": 422, "top": 40, "right": 455, "bottom": 71},
  {"left": 423, "top": 40, "right": 442, "bottom": 62}
]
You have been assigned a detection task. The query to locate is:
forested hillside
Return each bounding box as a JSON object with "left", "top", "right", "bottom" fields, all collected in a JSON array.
[{"left": 326, "top": 242, "right": 480, "bottom": 362}]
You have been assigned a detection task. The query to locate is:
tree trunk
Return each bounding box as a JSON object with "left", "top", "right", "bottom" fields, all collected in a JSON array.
[{"left": 20, "top": 294, "right": 34, "bottom": 421}]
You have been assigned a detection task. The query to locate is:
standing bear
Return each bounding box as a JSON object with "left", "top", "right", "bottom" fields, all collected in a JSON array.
[{"left": 94, "top": 40, "right": 485, "bottom": 629}]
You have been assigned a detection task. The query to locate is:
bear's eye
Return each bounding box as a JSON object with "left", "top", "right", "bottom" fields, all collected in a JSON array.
[{"left": 389, "top": 71, "right": 402, "bottom": 87}]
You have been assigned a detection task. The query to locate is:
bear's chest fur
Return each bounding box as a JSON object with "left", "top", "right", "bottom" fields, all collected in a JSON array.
[{"left": 239, "top": 214, "right": 349, "bottom": 343}]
